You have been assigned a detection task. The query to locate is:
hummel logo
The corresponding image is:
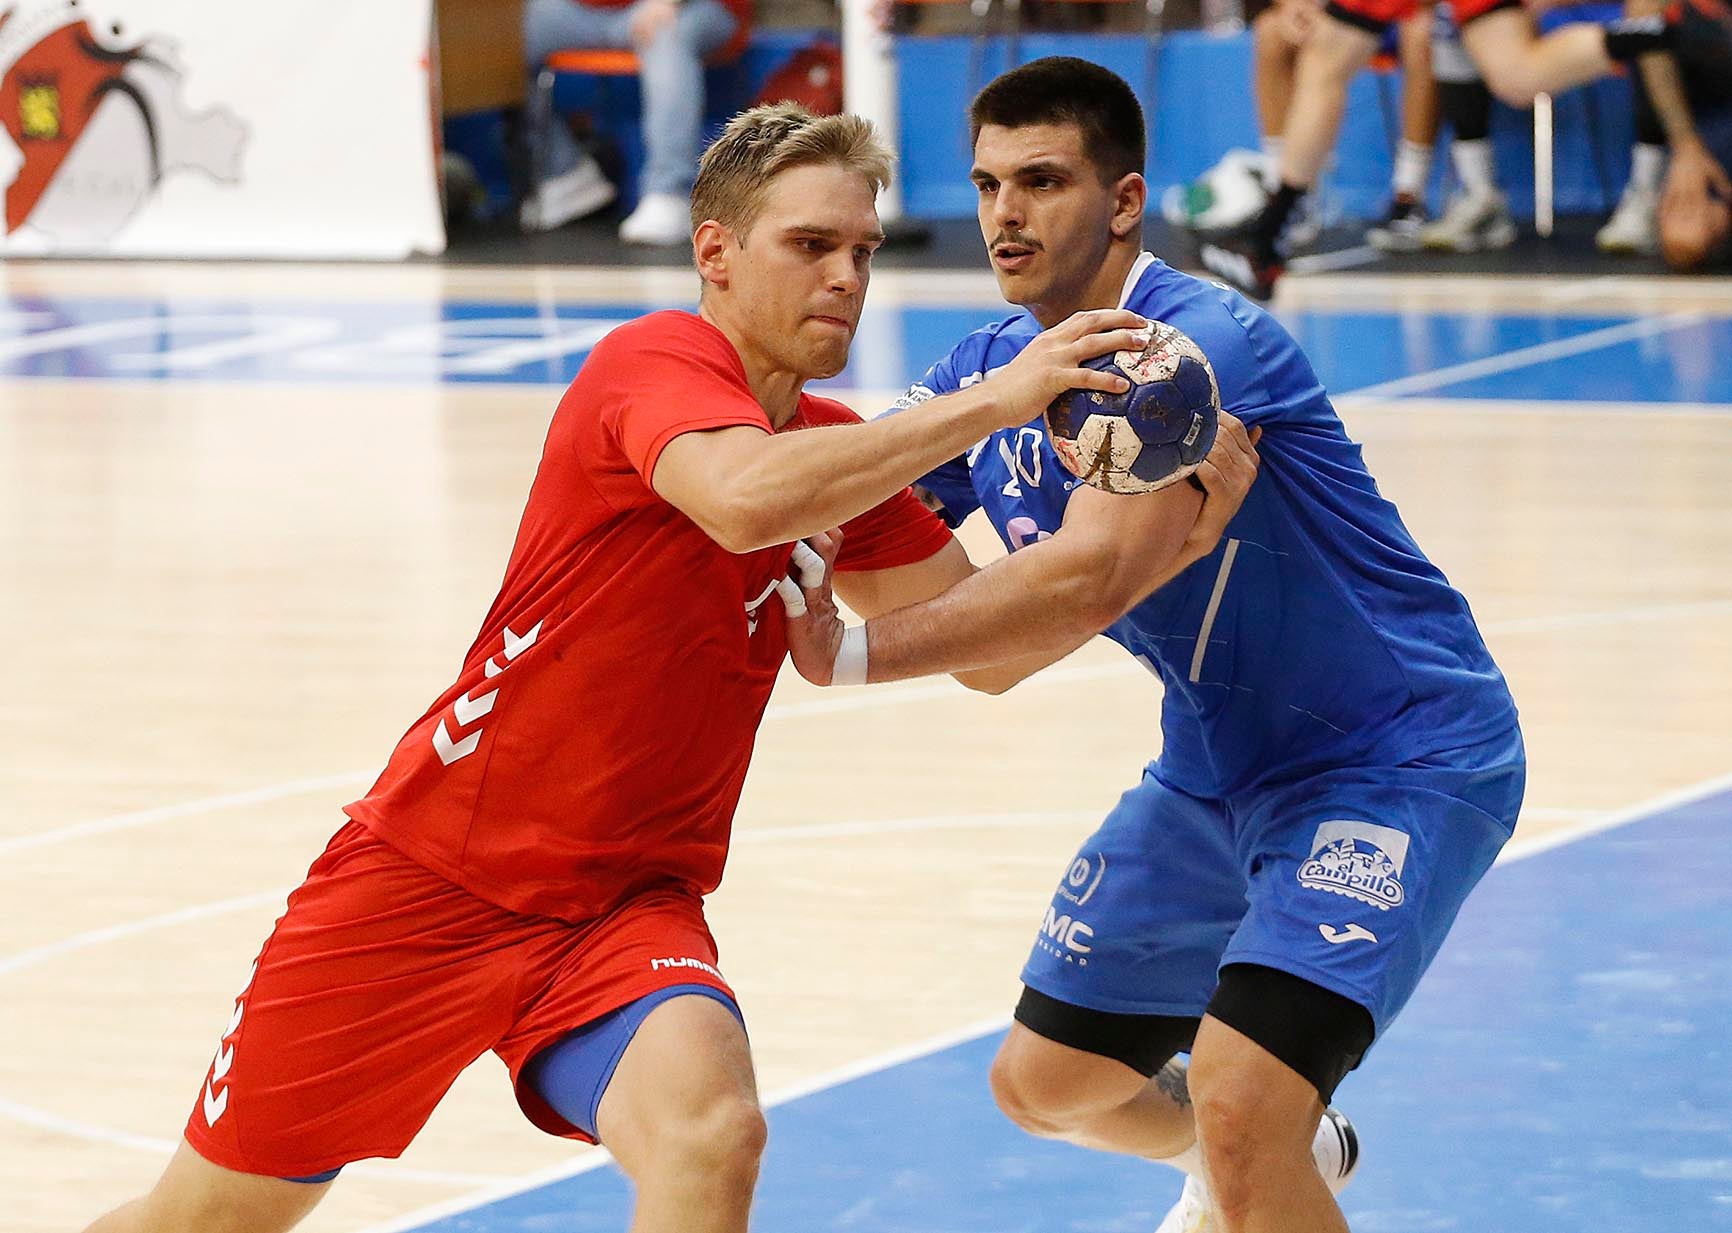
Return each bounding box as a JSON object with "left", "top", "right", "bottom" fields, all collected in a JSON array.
[
  {"left": 437, "top": 621, "right": 540, "bottom": 766},
  {"left": 202, "top": 1081, "right": 229, "bottom": 1125},
  {"left": 1319, "top": 923, "right": 1378, "bottom": 945}
]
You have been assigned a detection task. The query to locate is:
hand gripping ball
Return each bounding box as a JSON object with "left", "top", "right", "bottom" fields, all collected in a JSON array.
[{"left": 1045, "top": 320, "right": 1221, "bottom": 495}]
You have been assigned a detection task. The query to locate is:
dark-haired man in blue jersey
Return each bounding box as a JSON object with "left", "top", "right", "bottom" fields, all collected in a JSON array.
[{"left": 779, "top": 57, "right": 1524, "bottom": 1233}]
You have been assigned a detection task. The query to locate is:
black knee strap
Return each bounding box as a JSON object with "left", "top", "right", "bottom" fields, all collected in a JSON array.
[
  {"left": 1014, "top": 986, "right": 1200, "bottom": 1078},
  {"left": 1205, "top": 963, "right": 1375, "bottom": 1102}
]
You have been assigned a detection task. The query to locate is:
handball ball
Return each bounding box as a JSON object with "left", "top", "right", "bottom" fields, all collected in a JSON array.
[{"left": 1045, "top": 320, "right": 1220, "bottom": 495}]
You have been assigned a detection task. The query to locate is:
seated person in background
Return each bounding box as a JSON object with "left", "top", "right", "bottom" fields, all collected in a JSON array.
[
  {"left": 1419, "top": 3, "right": 1518, "bottom": 250},
  {"left": 1165, "top": 0, "right": 1440, "bottom": 251},
  {"left": 1201, "top": 0, "right": 1689, "bottom": 297},
  {"left": 521, "top": 0, "right": 749, "bottom": 244},
  {"left": 1366, "top": 5, "right": 1443, "bottom": 250},
  {"left": 1421, "top": 0, "right": 1670, "bottom": 258},
  {"left": 1638, "top": 0, "right": 1732, "bottom": 269},
  {"left": 1597, "top": 64, "right": 1670, "bottom": 253}
]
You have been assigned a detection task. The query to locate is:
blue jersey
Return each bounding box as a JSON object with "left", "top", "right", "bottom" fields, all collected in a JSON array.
[{"left": 900, "top": 253, "right": 1518, "bottom": 800}]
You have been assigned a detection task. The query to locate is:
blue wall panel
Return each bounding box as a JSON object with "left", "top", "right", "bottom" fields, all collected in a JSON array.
[{"left": 895, "top": 31, "right": 1635, "bottom": 222}]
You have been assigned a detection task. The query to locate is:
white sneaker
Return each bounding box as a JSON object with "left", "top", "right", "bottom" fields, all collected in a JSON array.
[
  {"left": 1152, "top": 1106, "right": 1359, "bottom": 1233},
  {"left": 1420, "top": 188, "right": 1516, "bottom": 253},
  {"left": 520, "top": 153, "right": 616, "bottom": 232},
  {"left": 1596, "top": 184, "right": 1660, "bottom": 254},
  {"left": 1154, "top": 1175, "right": 1215, "bottom": 1233},
  {"left": 1366, "top": 194, "right": 1432, "bottom": 253},
  {"left": 619, "top": 192, "right": 691, "bottom": 246},
  {"left": 1161, "top": 149, "right": 1270, "bottom": 234},
  {"left": 1285, "top": 193, "right": 1323, "bottom": 250}
]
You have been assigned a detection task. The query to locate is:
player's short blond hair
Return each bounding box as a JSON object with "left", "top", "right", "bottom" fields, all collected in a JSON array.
[{"left": 691, "top": 103, "right": 893, "bottom": 240}]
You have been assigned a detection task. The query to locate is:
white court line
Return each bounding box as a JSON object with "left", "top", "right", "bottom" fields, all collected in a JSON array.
[
  {"left": 0, "top": 1096, "right": 506, "bottom": 1188},
  {"left": 1342, "top": 312, "right": 1706, "bottom": 401},
  {"left": 1539, "top": 275, "right": 1634, "bottom": 306},
  {"left": 0, "top": 773, "right": 376, "bottom": 858},
  {"left": 742, "top": 810, "right": 1101, "bottom": 843},
  {"left": 1334, "top": 396, "right": 1732, "bottom": 420},
  {"left": 0, "top": 814, "right": 1100, "bottom": 982},
  {"left": 8, "top": 596, "right": 1732, "bottom": 858},
  {"left": 1498, "top": 770, "right": 1732, "bottom": 864},
  {"left": 1488, "top": 598, "right": 1732, "bottom": 634},
  {"left": 5, "top": 753, "right": 1726, "bottom": 1196},
  {"left": 0, "top": 890, "right": 292, "bottom": 980},
  {"left": 1286, "top": 245, "right": 1381, "bottom": 275},
  {"left": 350, "top": 1015, "right": 1017, "bottom": 1233},
  {"left": 350, "top": 769, "right": 1732, "bottom": 1233},
  {"left": 0, "top": 816, "right": 1086, "bottom": 1172}
]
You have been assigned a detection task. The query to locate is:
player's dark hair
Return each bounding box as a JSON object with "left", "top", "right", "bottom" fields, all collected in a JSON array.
[{"left": 969, "top": 57, "right": 1145, "bottom": 183}]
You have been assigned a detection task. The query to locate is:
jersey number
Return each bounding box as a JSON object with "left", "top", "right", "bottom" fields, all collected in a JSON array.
[{"left": 998, "top": 427, "right": 1044, "bottom": 497}]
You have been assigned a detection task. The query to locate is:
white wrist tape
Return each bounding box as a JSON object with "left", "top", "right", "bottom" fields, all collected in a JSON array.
[
  {"left": 775, "top": 540, "right": 829, "bottom": 618},
  {"left": 832, "top": 624, "right": 869, "bottom": 686},
  {"left": 789, "top": 540, "right": 826, "bottom": 587}
]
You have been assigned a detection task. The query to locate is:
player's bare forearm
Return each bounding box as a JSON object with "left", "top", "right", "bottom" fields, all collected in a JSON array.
[
  {"left": 654, "top": 308, "right": 1155, "bottom": 553},
  {"left": 781, "top": 412, "right": 1260, "bottom": 689},
  {"left": 652, "top": 383, "right": 1010, "bottom": 553},
  {"left": 734, "top": 385, "right": 1019, "bottom": 547},
  {"left": 862, "top": 542, "right": 1129, "bottom": 681},
  {"left": 860, "top": 486, "right": 1202, "bottom": 682},
  {"left": 835, "top": 537, "right": 1096, "bottom": 693},
  {"left": 951, "top": 633, "right": 1098, "bottom": 694},
  {"left": 946, "top": 523, "right": 1234, "bottom": 691}
]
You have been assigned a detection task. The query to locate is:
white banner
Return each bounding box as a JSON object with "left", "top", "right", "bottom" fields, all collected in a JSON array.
[{"left": 0, "top": 0, "right": 444, "bottom": 259}]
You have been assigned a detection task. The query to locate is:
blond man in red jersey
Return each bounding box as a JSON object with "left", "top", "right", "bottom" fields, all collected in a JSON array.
[{"left": 77, "top": 104, "right": 1228, "bottom": 1233}]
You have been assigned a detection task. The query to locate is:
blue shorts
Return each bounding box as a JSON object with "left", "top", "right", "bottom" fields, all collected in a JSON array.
[{"left": 1021, "top": 726, "right": 1525, "bottom": 1035}]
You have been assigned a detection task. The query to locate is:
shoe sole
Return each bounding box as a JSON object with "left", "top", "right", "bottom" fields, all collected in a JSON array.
[
  {"left": 1367, "top": 230, "right": 1425, "bottom": 253},
  {"left": 1421, "top": 219, "right": 1515, "bottom": 253},
  {"left": 523, "top": 180, "right": 617, "bottom": 232},
  {"left": 1596, "top": 236, "right": 1659, "bottom": 255},
  {"left": 1322, "top": 1106, "right": 1360, "bottom": 1193},
  {"left": 1198, "top": 244, "right": 1280, "bottom": 301}
]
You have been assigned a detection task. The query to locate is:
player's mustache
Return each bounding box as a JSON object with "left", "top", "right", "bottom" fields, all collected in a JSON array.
[{"left": 991, "top": 232, "right": 1042, "bottom": 252}]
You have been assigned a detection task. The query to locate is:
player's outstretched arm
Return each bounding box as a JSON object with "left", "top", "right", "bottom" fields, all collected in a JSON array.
[
  {"left": 825, "top": 538, "right": 1092, "bottom": 693},
  {"left": 650, "top": 311, "right": 1150, "bottom": 554},
  {"left": 783, "top": 415, "right": 1261, "bottom": 687}
]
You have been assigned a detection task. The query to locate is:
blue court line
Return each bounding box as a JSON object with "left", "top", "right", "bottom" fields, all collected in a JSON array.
[
  {"left": 390, "top": 780, "right": 1732, "bottom": 1233},
  {"left": 2, "top": 294, "right": 1732, "bottom": 405}
]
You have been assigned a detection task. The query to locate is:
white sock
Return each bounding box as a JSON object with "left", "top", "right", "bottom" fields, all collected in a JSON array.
[
  {"left": 1160, "top": 1111, "right": 1351, "bottom": 1189},
  {"left": 1452, "top": 139, "right": 1496, "bottom": 197},
  {"left": 1260, "top": 135, "right": 1284, "bottom": 188},
  {"left": 1628, "top": 142, "right": 1667, "bottom": 196},
  {"left": 1162, "top": 1139, "right": 1208, "bottom": 1179},
  {"left": 1393, "top": 140, "right": 1433, "bottom": 199}
]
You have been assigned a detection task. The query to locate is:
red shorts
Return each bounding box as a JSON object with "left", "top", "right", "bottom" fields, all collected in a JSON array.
[
  {"left": 1327, "top": 0, "right": 1515, "bottom": 34},
  {"left": 182, "top": 820, "right": 734, "bottom": 1179}
]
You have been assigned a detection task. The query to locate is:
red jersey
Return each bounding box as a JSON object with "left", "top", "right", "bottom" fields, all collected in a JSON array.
[{"left": 346, "top": 311, "right": 952, "bottom": 921}]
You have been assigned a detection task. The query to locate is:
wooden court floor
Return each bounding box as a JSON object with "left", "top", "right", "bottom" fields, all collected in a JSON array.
[{"left": 2, "top": 264, "right": 1730, "bottom": 1232}]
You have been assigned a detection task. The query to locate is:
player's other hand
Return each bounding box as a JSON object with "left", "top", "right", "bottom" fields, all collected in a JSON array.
[
  {"left": 778, "top": 529, "right": 848, "bottom": 685},
  {"left": 1665, "top": 139, "right": 1732, "bottom": 211},
  {"left": 1183, "top": 411, "right": 1261, "bottom": 559},
  {"left": 992, "top": 309, "right": 1151, "bottom": 427}
]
